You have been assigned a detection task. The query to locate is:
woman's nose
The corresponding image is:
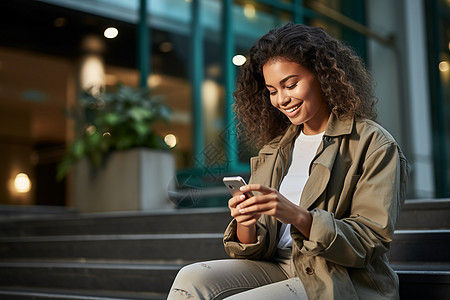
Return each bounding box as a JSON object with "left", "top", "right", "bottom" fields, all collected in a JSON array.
[{"left": 277, "top": 90, "right": 291, "bottom": 107}]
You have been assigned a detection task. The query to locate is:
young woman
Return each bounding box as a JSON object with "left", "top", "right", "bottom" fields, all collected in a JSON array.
[{"left": 168, "top": 23, "right": 408, "bottom": 300}]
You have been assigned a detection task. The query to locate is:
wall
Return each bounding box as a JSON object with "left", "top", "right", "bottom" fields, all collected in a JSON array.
[{"left": 366, "top": 0, "right": 435, "bottom": 198}]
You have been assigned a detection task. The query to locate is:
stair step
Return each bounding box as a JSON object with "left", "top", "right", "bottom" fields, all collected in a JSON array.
[
  {"left": 388, "top": 229, "right": 450, "bottom": 263},
  {"left": 0, "top": 208, "right": 231, "bottom": 237},
  {"left": 0, "top": 205, "right": 77, "bottom": 219},
  {"left": 0, "top": 233, "right": 227, "bottom": 261},
  {"left": 397, "top": 199, "right": 450, "bottom": 230},
  {"left": 4, "top": 229, "right": 447, "bottom": 263},
  {"left": 0, "top": 287, "right": 167, "bottom": 300},
  {"left": 0, "top": 261, "right": 183, "bottom": 295},
  {"left": 394, "top": 268, "right": 450, "bottom": 299}
]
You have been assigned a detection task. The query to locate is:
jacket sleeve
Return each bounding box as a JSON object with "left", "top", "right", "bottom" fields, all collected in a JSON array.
[
  {"left": 223, "top": 214, "right": 278, "bottom": 260},
  {"left": 291, "top": 141, "right": 408, "bottom": 268}
]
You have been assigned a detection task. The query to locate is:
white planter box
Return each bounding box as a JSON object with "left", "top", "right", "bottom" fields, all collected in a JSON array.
[{"left": 74, "top": 148, "right": 175, "bottom": 212}]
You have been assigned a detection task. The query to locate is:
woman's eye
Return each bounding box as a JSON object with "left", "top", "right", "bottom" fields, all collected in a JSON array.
[
  {"left": 269, "top": 90, "right": 277, "bottom": 96},
  {"left": 287, "top": 83, "right": 297, "bottom": 89}
]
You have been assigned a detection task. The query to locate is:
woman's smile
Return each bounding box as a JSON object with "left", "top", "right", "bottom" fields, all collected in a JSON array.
[{"left": 285, "top": 102, "right": 303, "bottom": 115}]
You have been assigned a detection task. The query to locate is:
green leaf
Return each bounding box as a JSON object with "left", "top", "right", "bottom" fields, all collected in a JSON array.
[
  {"left": 133, "top": 122, "right": 150, "bottom": 137},
  {"left": 128, "top": 107, "right": 152, "bottom": 122},
  {"left": 86, "top": 131, "right": 102, "bottom": 147},
  {"left": 102, "top": 112, "right": 121, "bottom": 126},
  {"left": 72, "top": 140, "right": 85, "bottom": 159},
  {"left": 116, "top": 135, "right": 134, "bottom": 149}
]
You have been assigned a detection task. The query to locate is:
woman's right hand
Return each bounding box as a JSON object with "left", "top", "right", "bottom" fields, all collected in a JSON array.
[
  {"left": 228, "top": 193, "right": 260, "bottom": 244},
  {"left": 228, "top": 194, "right": 261, "bottom": 226}
]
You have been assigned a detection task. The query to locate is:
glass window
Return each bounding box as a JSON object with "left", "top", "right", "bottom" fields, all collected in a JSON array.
[{"left": 426, "top": 0, "right": 450, "bottom": 197}]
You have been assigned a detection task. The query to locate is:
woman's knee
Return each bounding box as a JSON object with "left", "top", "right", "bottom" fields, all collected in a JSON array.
[
  {"left": 173, "top": 261, "right": 213, "bottom": 284},
  {"left": 169, "top": 261, "right": 225, "bottom": 299}
]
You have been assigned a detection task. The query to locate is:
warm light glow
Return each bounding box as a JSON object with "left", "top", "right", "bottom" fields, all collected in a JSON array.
[
  {"left": 164, "top": 134, "right": 177, "bottom": 148},
  {"left": 80, "top": 55, "right": 105, "bottom": 94},
  {"left": 105, "top": 74, "right": 118, "bottom": 86},
  {"left": 148, "top": 74, "right": 163, "bottom": 88},
  {"left": 104, "top": 27, "right": 119, "bottom": 39},
  {"left": 54, "top": 17, "right": 66, "bottom": 28},
  {"left": 232, "top": 55, "right": 247, "bottom": 66},
  {"left": 439, "top": 61, "right": 449, "bottom": 72},
  {"left": 244, "top": 3, "right": 256, "bottom": 19},
  {"left": 14, "top": 173, "right": 31, "bottom": 193},
  {"left": 81, "top": 35, "right": 104, "bottom": 53},
  {"left": 202, "top": 80, "right": 220, "bottom": 115},
  {"left": 86, "top": 125, "right": 96, "bottom": 135},
  {"left": 160, "top": 42, "right": 173, "bottom": 53}
]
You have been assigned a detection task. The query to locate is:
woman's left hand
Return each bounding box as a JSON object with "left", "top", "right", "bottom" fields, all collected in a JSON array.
[{"left": 237, "top": 184, "right": 313, "bottom": 239}]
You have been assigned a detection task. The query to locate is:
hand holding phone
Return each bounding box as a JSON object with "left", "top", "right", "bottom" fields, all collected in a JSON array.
[{"left": 223, "top": 176, "right": 253, "bottom": 198}]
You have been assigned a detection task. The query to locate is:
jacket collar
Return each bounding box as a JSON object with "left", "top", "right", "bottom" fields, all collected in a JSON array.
[
  {"left": 324, "top": 113, "right": 354, "bottom": 137},
  {"left": 260, "top": 113, "right": 353, "bottom": 154}
]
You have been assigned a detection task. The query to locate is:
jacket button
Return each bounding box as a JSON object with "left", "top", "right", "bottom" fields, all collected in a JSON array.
[{"left": 305, "top": 267, "right": 314, "bottom": 275}]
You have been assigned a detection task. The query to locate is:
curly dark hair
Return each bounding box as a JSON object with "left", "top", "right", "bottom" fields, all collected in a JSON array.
[{"left": 233, "top": 23, "right": 377, "bottom": 148}]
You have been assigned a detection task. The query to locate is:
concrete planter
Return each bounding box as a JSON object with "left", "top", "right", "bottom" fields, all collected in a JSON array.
[{"left": 74, "top": 148, "right": 175, "bottom": 213}]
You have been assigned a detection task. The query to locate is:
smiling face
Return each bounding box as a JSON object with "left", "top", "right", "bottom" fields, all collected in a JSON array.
[{"left": 263, "top": 59, "right": 330, "bottom": 135}]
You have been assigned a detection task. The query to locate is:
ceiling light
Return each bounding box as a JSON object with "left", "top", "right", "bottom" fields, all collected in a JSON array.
[
  {"left": 164, "top": 134, "right": 177, "bottom": 148},
  {"left": 14, "top": 173, "right": 31, "bottom": 193},
  {"left": 104, "top": 27, "right": 119, "bottom": 39},
  {"left": 232, "top": 55, "right": 246, "bottom": 66},
  {"left": 439, "top": 61, "right": 449, "bottom": 72}
]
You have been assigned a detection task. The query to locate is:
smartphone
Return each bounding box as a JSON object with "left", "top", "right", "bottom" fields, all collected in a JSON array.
[{"left": 223, "top": 176, "right": 253, "bottom": 198}]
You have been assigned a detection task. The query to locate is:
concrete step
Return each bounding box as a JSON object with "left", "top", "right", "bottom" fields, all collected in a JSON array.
[
  {"left": 0, "top": 205, "right": 77, "bottom": 219},
  {"left": 4, "top": 229, "right": 446, "bottom": 265},
  {"left": 1, "top": 267, "right": 448, "bottom": 300},
  {"left": 392, "top": 264, "right": 450, "bottom": 299},
  {"left": 0, "top": 233, "right": 227, "bottom": 261},
  {"left": 396, "top": 199, "right": 450, "bottom": 230},
  {"left": 2, "top": 198, "right": 447, "bottom": 238},
  {"left": 0, "top": 287, "right": 167, "bottom": 300},
  {"left": 0, "top": 260, "right": 183, "bottom": 296},
  {"left": 388, "top": 229, "right": 450, "bottom": 264},
  {"left": 0, "top": 208, "right": 231, "bottom": 237}
]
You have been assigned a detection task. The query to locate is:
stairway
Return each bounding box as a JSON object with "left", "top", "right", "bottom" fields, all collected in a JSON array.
[
  {"left": 0, "top": 199, "right": 449, "bottom": 299},
  {"left": 388, "top": 198, "right": 450, "bottom": 299},
  {"left": 0, "top": 207, "right": 231, "bottom": 299}
]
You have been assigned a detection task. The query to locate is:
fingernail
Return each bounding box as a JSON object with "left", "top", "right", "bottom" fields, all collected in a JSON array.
[
  {"left": 237, "top": 205, "right": 241, "bottom": 210},
  {"left": 239, "top": 209, "right": 245, "bottom": 214},
  {"left": 239, "top": 195, "right": 245, "bottom": 200},
  {"left": 240, "top": 186, "right": 246, "bottom": 191}
]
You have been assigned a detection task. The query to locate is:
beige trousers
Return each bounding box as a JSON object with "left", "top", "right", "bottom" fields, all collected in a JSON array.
[{"left": 167, "top": 248, "right": 308, "bottom": 300}]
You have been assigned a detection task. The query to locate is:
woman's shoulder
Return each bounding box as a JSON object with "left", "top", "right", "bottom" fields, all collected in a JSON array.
[
  {"left": 352, "top": 118, "right": 404, "bottom": 159},
  {"left": 354, "top": 118, "right": 397, "bottom": 143},
  {"left": 327, "top": 113, "right": 398, "bottom": 147}
]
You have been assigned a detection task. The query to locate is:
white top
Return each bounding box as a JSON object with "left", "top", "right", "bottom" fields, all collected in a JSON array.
[{"left": 277, "top": 130, "right": 324, "bottom": 249}]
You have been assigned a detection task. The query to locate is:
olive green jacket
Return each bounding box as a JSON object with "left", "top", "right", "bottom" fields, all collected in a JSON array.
[{"left": 223, "top": 113, "right": 409, "bottom": 300}]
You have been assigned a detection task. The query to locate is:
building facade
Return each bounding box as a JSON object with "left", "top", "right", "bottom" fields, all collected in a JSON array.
[{"left": 0, "top": 0, "right": 448, "bottom": 207}]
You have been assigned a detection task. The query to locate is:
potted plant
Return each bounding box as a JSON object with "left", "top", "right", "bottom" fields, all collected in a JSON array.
[{"left": 58, "top": 84, "right": 176, "bottom": 212}]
